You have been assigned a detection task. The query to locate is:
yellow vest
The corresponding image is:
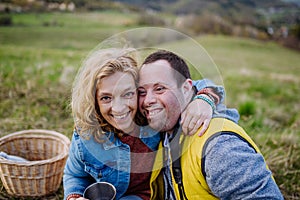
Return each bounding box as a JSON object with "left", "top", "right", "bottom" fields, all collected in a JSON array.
[{"left": 150, "top": 118, "right": 266, "bottom": 200}]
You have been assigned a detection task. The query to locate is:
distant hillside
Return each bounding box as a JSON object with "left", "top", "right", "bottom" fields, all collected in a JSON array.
[
  {"left": 115, "top": 0, "right": 300, "bottom": 28},
  {"left": 114, "top": 0, "right": 300, "bottom": 50},
  {"left": 2, "top": 0, "right": 299, "bottom": 49},
  {"left": 2, "top": 0, "right": 299, "bottom": 29},
  {"left": 115, "top": 0, "right": 300, "bottom": 13}
]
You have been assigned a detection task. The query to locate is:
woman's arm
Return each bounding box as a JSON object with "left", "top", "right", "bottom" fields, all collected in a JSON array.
[
  {"left": 63, "top": 131, "right": 94, "bottom": 200},
  {"left": 181, "top": 79, "right": 240, "bottom": 136}
]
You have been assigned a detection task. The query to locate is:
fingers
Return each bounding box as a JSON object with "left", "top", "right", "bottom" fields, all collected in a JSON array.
[
  {"left": 197, "top": 119, "right": 210, "bottom": 137},
  {"left": 181, "top": 112, "right": 193, "bottom": 135},
  {"left": 187, "top": 118, "right": 203, "bottom": 136},
  {"left": 182, "top": 115, "right": 204, "bottom": 136},
  {"left": 182, "top": 113, "right": 212, "bottom": 136},
  {"left": 181, "top": 97, "right": 213, "bottom": 136},
  {"left": 180, "top": 110, "right": 187, "bottom": 125}
]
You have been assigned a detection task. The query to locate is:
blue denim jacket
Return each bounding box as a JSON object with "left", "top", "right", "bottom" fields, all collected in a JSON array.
[
  {"left": 63, "top": 126, "right": 161, "bottom": 200},
  {"left": 63, "top": 79, "right": 240, "bottom": 199}
]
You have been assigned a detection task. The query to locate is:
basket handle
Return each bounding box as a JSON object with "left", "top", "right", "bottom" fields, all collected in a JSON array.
[{"left": 0, "top": 129, "right": 70, "bottom": 146}]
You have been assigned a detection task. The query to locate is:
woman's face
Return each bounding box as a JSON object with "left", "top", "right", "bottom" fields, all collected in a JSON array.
[{"left": 96, "top": 71, "right": 138, "bottom": 133}]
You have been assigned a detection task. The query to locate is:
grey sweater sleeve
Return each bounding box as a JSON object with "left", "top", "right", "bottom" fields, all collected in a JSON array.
[{"left": 204, "top": 134, "right": 284, "bottom": 200}]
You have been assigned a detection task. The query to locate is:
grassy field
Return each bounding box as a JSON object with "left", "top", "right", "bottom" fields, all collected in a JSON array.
[{"left": 0, "top": 12, "right": 299, "bottom": 199}]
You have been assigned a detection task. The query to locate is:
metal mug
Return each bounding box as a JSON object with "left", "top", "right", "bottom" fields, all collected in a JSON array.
[{"left": 83, "top": 182, "right": 116, "bottom": 200}]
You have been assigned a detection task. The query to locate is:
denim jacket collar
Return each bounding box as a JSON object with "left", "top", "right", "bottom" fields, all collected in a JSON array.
[
  {"left": 102, "top": 131, "right": 122, "bottom": 150},
  {"left": 82, "top": 126, "right": 160, "bottom": 151}
]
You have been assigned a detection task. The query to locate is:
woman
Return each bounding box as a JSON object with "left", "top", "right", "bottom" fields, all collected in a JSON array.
[{"left": 63, "top": 48, "right": 238, "bottom": 200}]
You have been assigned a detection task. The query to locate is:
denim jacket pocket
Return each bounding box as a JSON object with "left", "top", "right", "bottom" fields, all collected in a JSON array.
[{"left": 85, "top": 161, "right": 118, "bottom": 183}]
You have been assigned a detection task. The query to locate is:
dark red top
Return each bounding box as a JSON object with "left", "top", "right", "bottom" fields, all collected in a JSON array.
[{"left": 119, "top": 134, "right": 156, "bottom": 200}]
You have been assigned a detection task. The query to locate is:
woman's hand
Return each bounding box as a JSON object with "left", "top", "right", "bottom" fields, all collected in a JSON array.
[{"left": 181, "top": 97, "right": 213, "bottom": 136}]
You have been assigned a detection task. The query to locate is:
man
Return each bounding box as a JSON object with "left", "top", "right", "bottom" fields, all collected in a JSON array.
[{"left": 138, "top": 50, "right": 283, "bottom": 199}]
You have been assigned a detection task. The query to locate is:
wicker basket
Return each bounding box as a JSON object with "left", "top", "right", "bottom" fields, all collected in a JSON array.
[{"left": 0, "top": 129, "right": 70, "bottom": 197}]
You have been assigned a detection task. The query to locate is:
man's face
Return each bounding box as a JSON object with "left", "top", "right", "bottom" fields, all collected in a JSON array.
[{"left": 138, "top": 60, "right": 186, "bottom": 132}]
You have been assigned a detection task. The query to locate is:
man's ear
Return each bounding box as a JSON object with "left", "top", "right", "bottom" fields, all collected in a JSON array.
[{"left": 182, "top": 79, "right": 193, "bottom": 96}]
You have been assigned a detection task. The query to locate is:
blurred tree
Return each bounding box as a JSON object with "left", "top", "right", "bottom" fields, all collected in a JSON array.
[
  {"left": 291, "top": 23, "right": 300, "bottom": 39},
  {"left": 11, "top": 0, "right": 27, "bottom": 7},
  {"left": 72, "top": 0, "right": 87, "bottom": 7}
]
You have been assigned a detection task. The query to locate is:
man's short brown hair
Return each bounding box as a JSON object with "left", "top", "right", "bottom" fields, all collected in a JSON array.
[{"left": 142, "top": 50, "right": 191, "bottom": 86}]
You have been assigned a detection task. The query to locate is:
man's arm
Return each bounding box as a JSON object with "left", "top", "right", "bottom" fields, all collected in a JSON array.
[{"left": 204, "top": 134, "right": 283, "bottom": 199}]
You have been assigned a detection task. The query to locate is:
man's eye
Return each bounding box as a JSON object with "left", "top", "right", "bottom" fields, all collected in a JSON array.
[
  {"left": 124, "top": 91, "right": 135, "bottom": 98},
  {"left": 155, "top": 86, "right": 165, "bottom": 92},
  {"left": 138, "top": 89, "right": 146, "bottom": 96}
]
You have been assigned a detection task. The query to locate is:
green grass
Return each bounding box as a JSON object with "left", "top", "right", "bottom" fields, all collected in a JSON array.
[
  {"left": 0, "top": 12, "right": 299, "bottom": 199},
  {"left": 196, "top": 35, "right": 300, "bottom": 199},
  {"left": 0, "top": 11, "right": 139, "bottom": 50}
]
